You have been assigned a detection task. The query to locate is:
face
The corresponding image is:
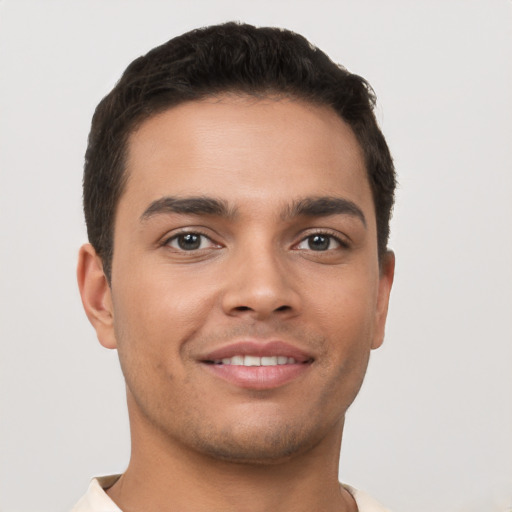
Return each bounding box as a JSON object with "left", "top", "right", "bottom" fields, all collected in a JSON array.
[{"left": 81, "top": 95, "right": 394, "bottom": 463}]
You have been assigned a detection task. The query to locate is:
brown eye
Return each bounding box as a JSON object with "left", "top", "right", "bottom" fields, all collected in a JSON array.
[
  {"left": 178, "top": 233, "right": 201, "bottom": 250},
  {"left": 308, "top": 235, "right": 331, "bottom": 251},
  {"left": 296, "top": 234, "right": 341, "bottom": 251},
  {"left": 167, "top": 233, "right": 216, "bottom": 251}
]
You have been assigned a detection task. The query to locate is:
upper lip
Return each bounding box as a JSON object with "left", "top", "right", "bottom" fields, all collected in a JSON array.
[{"left": 199, "top": 340, "right": 314, "bottom": 363}]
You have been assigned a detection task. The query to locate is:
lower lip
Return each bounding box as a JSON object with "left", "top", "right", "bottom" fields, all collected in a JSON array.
[{"left": 201, "top": 362, "right": 311, "bottom": 390}]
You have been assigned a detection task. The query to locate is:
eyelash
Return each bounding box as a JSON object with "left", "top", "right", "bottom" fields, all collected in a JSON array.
[
  {"left": 294, "top": 230, "right": 350, "bottom": 251},
  {"left": 163, "top": 230, "right": 219, "bottom": 251},
  {"left": 162, "top": 229, "right": 349, "bottom": 252}
]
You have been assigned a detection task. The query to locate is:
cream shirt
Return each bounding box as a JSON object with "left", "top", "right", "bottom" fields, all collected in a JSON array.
[{"left": 71, "top": 475, "right": 391, "bottom": 512}]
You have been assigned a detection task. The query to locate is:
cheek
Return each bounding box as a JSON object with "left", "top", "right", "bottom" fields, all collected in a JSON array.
[
  {"left": 111, "top": 266, "right": 219, "bottom": 369},
  {"left": 311, "top": 270, "right": 378, "bottom": 336},
  {"left": 306, "top": 268, "right": 379, "bottom": 385}
]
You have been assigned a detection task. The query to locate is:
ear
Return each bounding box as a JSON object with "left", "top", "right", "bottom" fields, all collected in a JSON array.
[
  {"left": 77, "top": 243, "right": 117, "bottom": 349},
  {"left": 371, "top": 250, "right": 395, "bottom": 350}
]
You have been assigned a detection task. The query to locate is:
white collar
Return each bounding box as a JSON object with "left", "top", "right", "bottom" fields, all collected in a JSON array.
[{"left": 71, "top": 475, "right": 391, "bottom": 512}]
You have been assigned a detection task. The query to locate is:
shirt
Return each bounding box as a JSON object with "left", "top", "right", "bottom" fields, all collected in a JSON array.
[{"left": 71, "top": 475, "right": 391, "bottom": 512}]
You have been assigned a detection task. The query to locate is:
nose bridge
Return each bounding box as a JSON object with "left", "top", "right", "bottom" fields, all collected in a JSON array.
[{"left": 221, "top": 231, "right": 300, "bottom": 319}]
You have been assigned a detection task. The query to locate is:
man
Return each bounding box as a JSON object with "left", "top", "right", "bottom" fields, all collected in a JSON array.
[{"left": 74, "top": 22, "right": 396, "bottom": 512}]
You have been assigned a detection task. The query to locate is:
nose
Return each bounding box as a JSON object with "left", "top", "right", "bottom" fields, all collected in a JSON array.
[{"left": 221, "top": 242, "right": 301, "bottom": 321}]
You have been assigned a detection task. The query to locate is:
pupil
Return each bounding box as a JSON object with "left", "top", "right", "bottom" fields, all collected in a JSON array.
[
  {"left": 309, "top": 235, "right": 329, "bottom": 251},
  {"left": 178, "top": 233, "right": 201, "bottom": 250}
]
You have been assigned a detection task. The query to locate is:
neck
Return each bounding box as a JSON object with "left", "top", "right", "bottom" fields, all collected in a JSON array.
[{"left": 107, "top": 391, "right": 356, "bottom": 512}]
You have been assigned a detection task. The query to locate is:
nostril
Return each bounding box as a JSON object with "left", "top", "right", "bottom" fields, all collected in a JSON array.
[{"left": 235, "top": 306, "right": 252, "bottom": 312}]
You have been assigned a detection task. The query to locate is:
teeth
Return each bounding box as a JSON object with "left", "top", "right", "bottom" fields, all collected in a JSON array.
[
  {"left": 231, "top": 355, "right": 244, "bottom": 365},
  {"left": 244, "top": 355, "right": 260, "bottom": 366},
  {"left": 212, "top": 355, "right": 300, "bottom": 366}
]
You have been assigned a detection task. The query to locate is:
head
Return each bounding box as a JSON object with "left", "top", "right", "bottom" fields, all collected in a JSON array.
[
  {"left": 83, "top": 22, "right": 395, "bottom": 282},
  {"left": 78, "top": 22, "right": 396, "bottom": 466}
]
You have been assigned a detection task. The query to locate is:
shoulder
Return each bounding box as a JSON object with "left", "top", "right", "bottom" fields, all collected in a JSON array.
[
  {"left": 343, "top": 484, "right": 392, "bottom": 512},
  {"left": 70, "top": 475, "right": 122, "bottom": 512}
]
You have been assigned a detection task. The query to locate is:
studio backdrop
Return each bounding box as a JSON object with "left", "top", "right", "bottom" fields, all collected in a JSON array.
[{"left": 0, "top": 1, "right": 511, "bottom": 511}]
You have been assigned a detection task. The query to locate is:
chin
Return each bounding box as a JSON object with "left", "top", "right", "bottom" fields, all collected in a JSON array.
[{"left": 184, "top": 419, "right": 329, "bottom": 465}]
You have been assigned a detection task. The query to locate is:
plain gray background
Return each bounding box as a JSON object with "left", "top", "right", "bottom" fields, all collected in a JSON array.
[{"left": 1, "top": 1, "right": 511, "bottom": 511}]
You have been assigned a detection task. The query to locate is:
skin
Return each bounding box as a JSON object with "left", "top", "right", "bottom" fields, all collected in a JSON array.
[{"left": 78, "top": 95, "right": 395, "bottom": 512}]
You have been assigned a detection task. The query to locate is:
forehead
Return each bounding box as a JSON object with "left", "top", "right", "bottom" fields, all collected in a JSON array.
[{"left": 122, "top": 95, "right": 373, "bottom": 219}]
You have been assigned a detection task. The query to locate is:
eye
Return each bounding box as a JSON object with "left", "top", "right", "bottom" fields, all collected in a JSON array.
[
  {"left": 295, "top": 234, "right": 343, "bottom": 251},
  {"left": 166, "top": 232, "right": 218, "bottom": 251}
]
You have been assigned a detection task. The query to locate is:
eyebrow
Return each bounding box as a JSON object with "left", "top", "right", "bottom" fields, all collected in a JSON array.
[
  {"left": 140, "top": 194, "right": 366, "bottom": 227},
  {"left": 283, "top": 196, "right": 366, "bottom": 227},
  {"left": 140, "top": 196, "right": 236, "bottom": 221}
]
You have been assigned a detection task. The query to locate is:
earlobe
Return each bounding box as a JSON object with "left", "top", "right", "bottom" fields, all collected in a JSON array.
[
  {"left": 77, "top": 243, "right": 117, "bottom": 349},
  {"left": 371, "top": 250, "right": 395, "bottom": 350}
]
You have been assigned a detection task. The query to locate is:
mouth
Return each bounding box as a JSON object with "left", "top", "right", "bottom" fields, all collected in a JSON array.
[
  {"left": 199, "top": 341, "right": 314, "bottom": 390},
  {"left": 206, "top": 355, "right": 305, "bottom": 366}
]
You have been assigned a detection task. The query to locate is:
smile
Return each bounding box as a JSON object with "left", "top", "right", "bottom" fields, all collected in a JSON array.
[
  {"left": 209, "top": 355, "right": 302, "bottom": 366},
  {"left": 199, "top": 341, "right": 313, "bottom": 390}
]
